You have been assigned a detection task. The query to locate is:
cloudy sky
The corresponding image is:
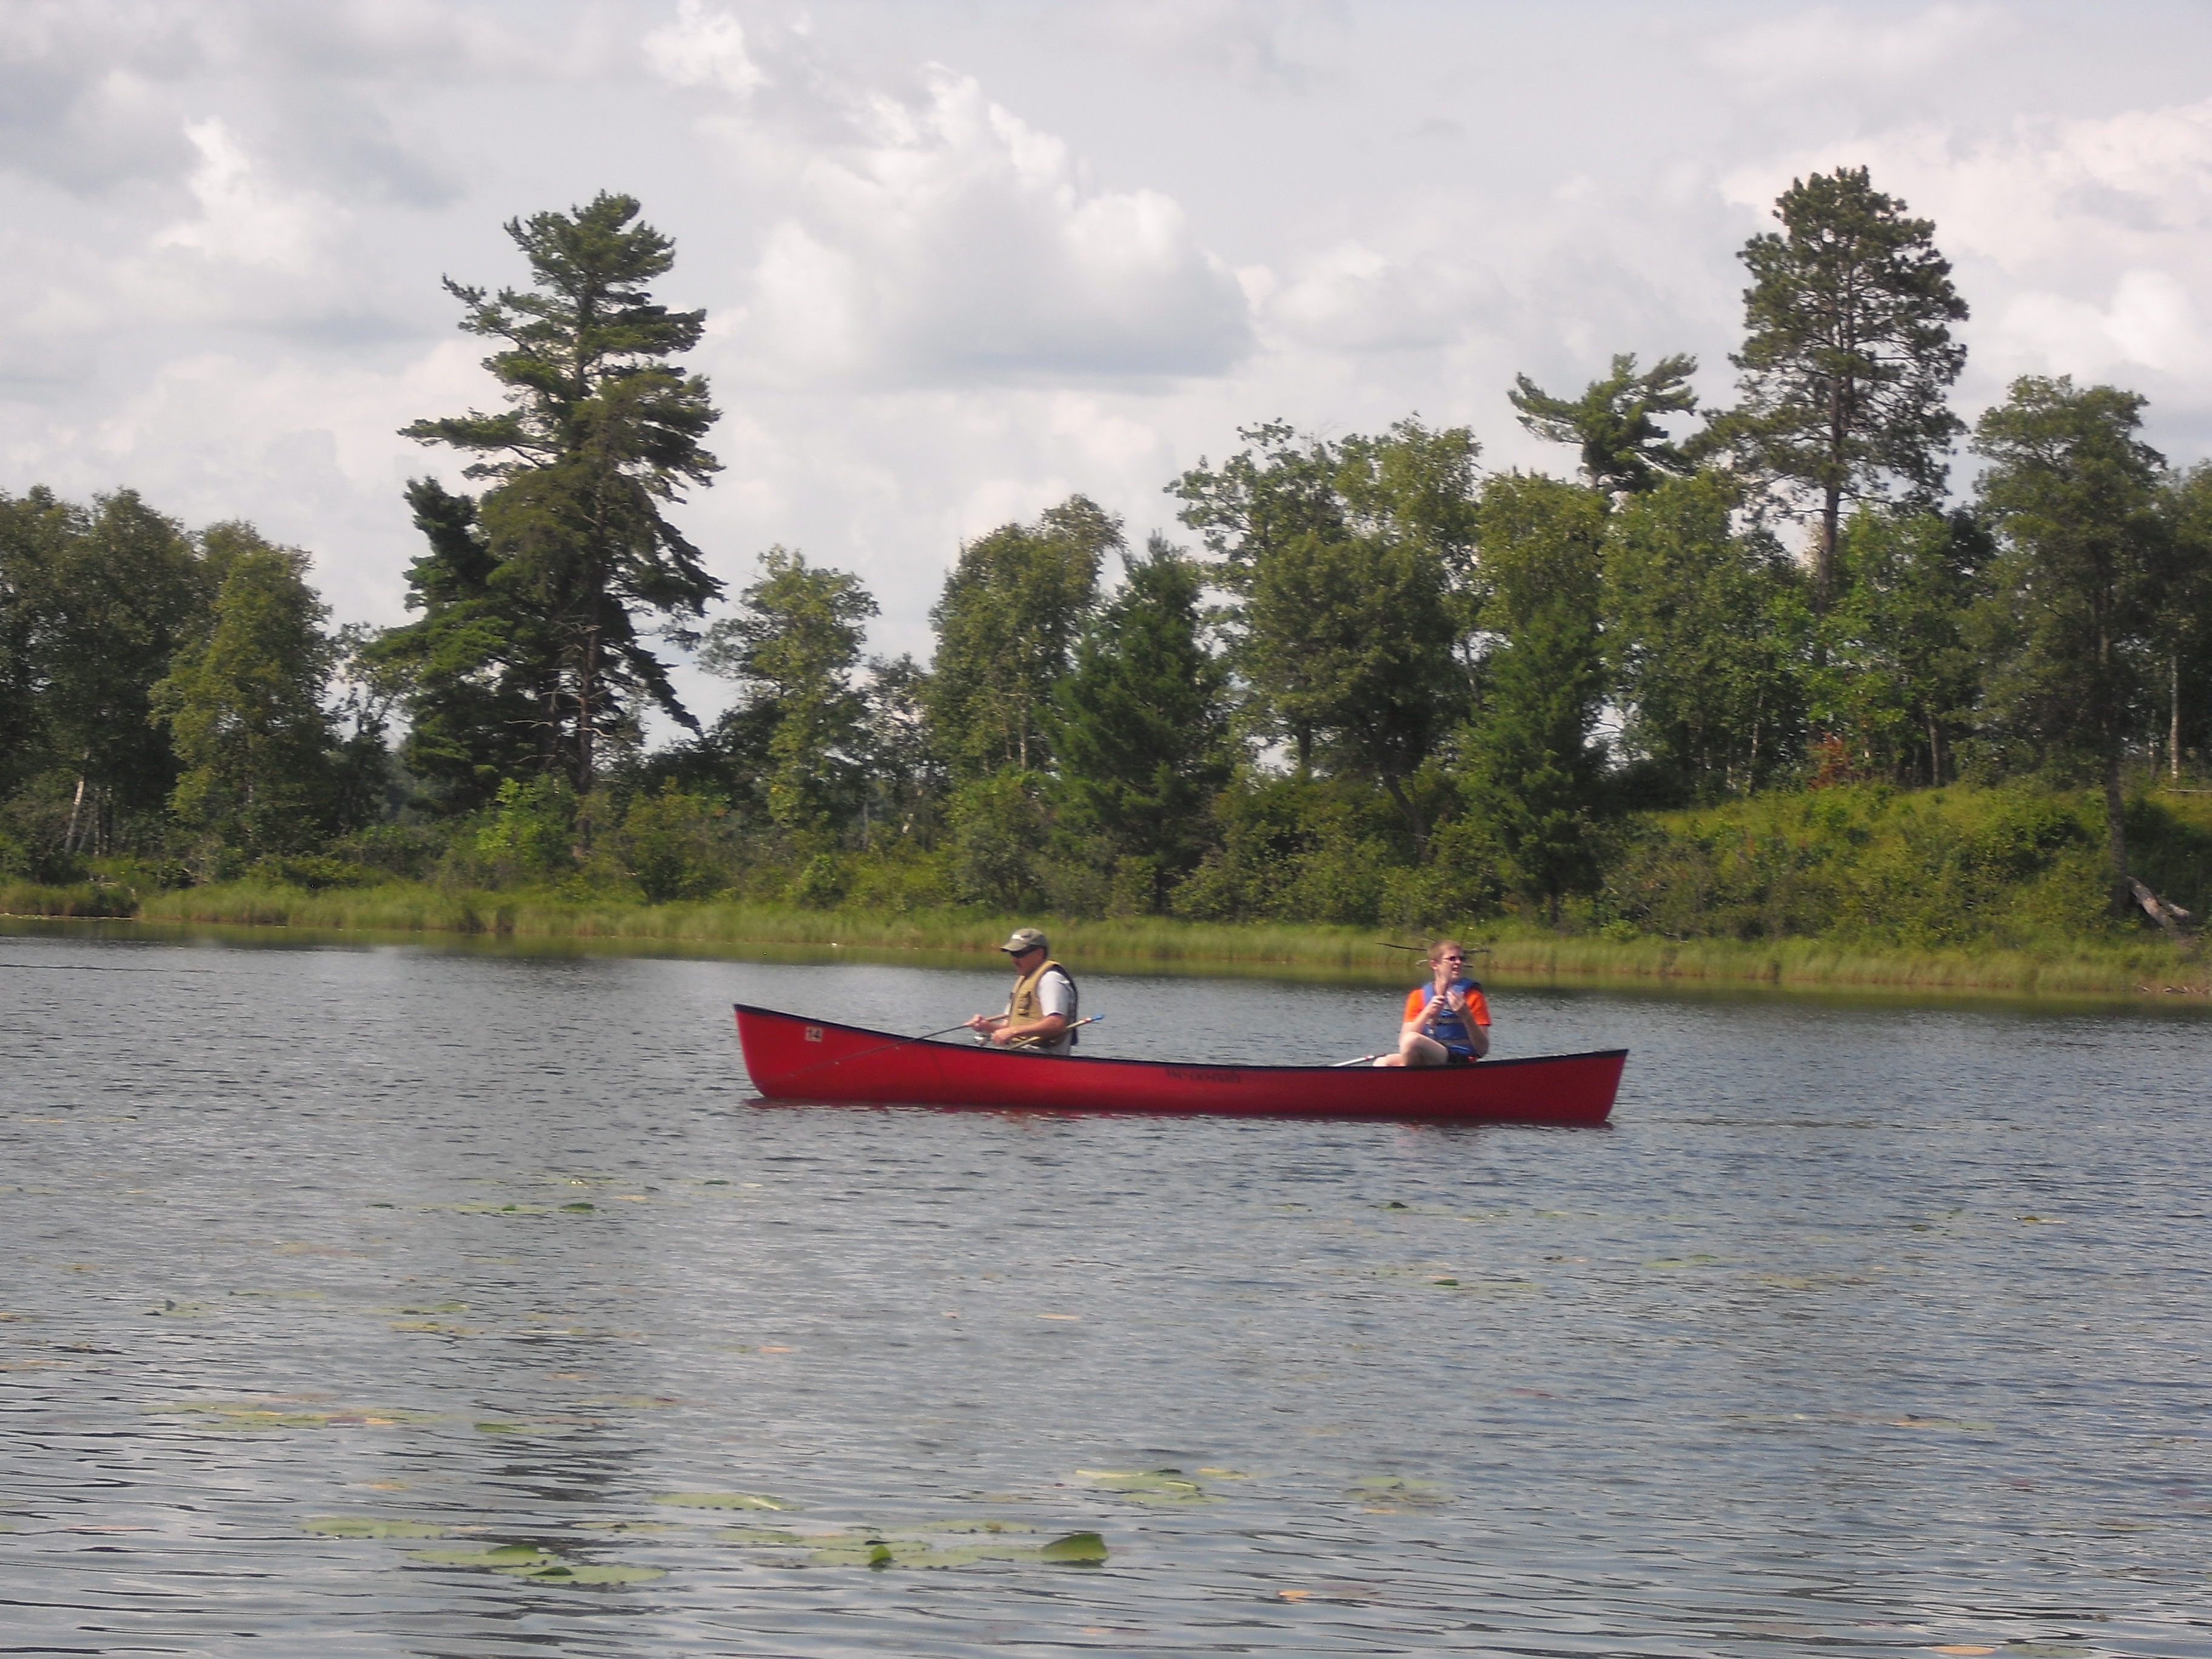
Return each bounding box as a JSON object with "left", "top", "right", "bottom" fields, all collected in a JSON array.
[{"left": 5, "top": 0, "right": 2211, "bottom": 710}]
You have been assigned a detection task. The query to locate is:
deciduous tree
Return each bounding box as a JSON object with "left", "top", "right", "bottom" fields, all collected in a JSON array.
[
  {"left": 1050, "top": 535, "right": 1230, "bottom": 908},
  {"left": 1460, "top": 474, "right": 1611, "bottom": 916},
  {"left": 150, "top": 526, "right": 337, "bottom": 859},
  {"left": 1971, "top": 376, "right": 2168, "bottom": 905},
  {"left": 0, "top": 488, "right": 209, "bottom": 852},
  {"left": 700, "top": 546, "right": 878, "bottom": 839},
  {"left": 926, "top": 497, "right": 1113, "bottom": 779},
  {"left": 1604, "top": 472, "right": 1808, "bottom": 799}
]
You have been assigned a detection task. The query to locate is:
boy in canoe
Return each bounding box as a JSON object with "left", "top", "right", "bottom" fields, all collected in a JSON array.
[
  {"left": 964, "top": 927, "right": 1081, "bottom": 1054},
  {"left": 1375, "top": 939, "right": 1489, "bottom": 1066}
]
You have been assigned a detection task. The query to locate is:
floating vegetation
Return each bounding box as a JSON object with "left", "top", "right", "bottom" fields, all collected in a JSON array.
[
  {"left": 1075, "top": 1469, "right": 1219, "bottom": 1505},
  {"left": 233, "top": 1289, "right": 327, "bottom": 1300},
  {"left": 147, "top": 1299, "right": 215, "bottom": 1318},
  {"left": 391, "top": 1321, "right": 478, "bottom": 1336},
  {"left": 652, "top": 1491, "right": 799, "bottom": 1512},
  {"left": 303, "top": 1516, "right": 449, "bottom": 1538},
  {"left": 715, "top": 1523, "right": 1107, "bottom": 1569},
  {"left": 147, "top": 1399, "right": 447, "bottom": 1432},
  {"left": 409, "top": 1542, "right": 664, "bottom": 1586},
  {"left": 715, "top": 1526, "right": 819, "bottom": 1545},
  {"left": 1347, "top": 1476, "right": 1450, "bottom": 1510},
  {"left": 474, "top": 1418, "right": 593, "bottom": 1436}
]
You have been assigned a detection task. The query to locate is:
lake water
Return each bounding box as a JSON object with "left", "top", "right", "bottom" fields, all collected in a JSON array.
[{"left": 3, "top": 923, "right": 2209, "bottom": 1658}]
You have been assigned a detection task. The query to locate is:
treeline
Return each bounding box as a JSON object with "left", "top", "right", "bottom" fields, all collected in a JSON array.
[{"left": 3, "top": 179, "right": 2209, "bottom": 944}]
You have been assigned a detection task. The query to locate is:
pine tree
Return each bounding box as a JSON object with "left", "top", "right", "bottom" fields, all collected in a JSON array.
[
  {"left": 1509, "top": 353, "right": 1699, "bottom": 496},
  {"left": 398, "top": 192, "right": 722, "bottom": 790},
  {"left": 1712, "top": 167, "right": 1968, "bottom": 611}
]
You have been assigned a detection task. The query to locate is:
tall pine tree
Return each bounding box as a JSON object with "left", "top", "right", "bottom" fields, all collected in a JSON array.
[
  {"left": 396, "top": 192, "right": 722, "bottom": 791},
  {"left": 1711, "top": 167, "right": 1968, "bottom": 612}
]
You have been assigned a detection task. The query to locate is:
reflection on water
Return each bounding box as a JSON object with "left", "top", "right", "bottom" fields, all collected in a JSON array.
[{"left": 2, "top": 925, "right": 2208, "bottom": 1657}]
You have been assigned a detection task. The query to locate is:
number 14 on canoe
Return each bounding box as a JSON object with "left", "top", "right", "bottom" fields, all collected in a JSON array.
[{"left": 733, "top": 1004, "right": 1623, "bottom": 1124}]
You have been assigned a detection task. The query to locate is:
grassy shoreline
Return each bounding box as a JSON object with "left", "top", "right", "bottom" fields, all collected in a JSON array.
[{"left": 5, "top": 877, "right": 2205, "bottom": 1002}]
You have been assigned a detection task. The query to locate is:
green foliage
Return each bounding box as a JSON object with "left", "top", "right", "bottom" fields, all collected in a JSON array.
[
  {"left": 399, "top": 190, "right": 723, "bottom": 789},
  {"left": 1049, "top": 535, "right": 1228, "bottom": 908},
  {"left": 927, "top": 497, "right": 1113, "bottom": 778},
  {"left": 1593, "top": 783, "right": 2210, "bottom": 951},
  {"left": 0, "top": 486, "right": 210, "bottom": 851},
  {"left": 1971, "top": 376, "right": 2170, "bottom": 896},
  {"left": 947, "top": 769, "right": 1050, "bottom": 909},
  {"left": 2160, "top": 463, "right": 2212, "bottom": 771},
  {"left": 700, "top": 546, "right": 879, "bottom": 840},
  {"left": 1462, "top": 474, "right": 1612, "bottom": 914},
  {"left": 1709, "top": 166, "right": 1968, "bottom": 603},
  {"left": 150, "top": 529, "right": 337, "bottom": 862},
  {"left": 472, "top": 774, "right": 578, "bottom": 884},
  {"left": 1603, "top": 473, "right": 1808, "bottom": 799},
  {"left": 370, "top": 479, "right": 546, "bottom": 813},
  {"left": 1509, "top": 352, "right": 1698, "bottom": 495},
  {"left": 1171, "top": 419, "right": 1480, "bottom": 840},
  {"left": 1168, "top": 774, "right": 1406, "bottom": 927},
  {"left": 610, "top": 780, "right": 729, "bottom": 902},
  {"left": 1809, "top": 508, "right": 1986, "bottom": 785}
]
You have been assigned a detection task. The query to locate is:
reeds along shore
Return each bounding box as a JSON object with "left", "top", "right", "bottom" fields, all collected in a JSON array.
[{"left": 4, "top": 880, "right": 2204, "bottom": 1001}]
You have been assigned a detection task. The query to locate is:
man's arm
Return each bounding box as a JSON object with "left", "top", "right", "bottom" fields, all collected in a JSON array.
[{"left": 988, "top": 1010, "right": 1068, "bottom": 1047}]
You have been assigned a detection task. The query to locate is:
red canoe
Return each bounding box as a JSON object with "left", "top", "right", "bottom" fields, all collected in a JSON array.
[{"left": 734, "top": 1003, "right": 1624, "bottom": 1124}]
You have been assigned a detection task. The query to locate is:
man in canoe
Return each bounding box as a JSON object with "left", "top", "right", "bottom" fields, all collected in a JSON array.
[
  {"left": 1375, "top": 939, "right": 1489, "bottom": 1067},
  {"left": 964, "top": 927, "right": 1080, "bottom": 1054}
]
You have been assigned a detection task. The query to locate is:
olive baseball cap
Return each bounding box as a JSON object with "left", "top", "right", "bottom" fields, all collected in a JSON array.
[{"left": 998, "top": 927, "right": 1048, "bottom": 954}]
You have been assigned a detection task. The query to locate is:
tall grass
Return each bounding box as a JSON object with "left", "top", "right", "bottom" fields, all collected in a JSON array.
[
  {"left": 83, "top": 878, "right": 2208, "bottom": 999},
  {"left": 11, "top": 779, "right": 2203, "bottom": 1002}
]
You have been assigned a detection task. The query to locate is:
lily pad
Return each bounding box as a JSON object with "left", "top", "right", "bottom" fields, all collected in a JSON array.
[
  {"left": 511, "top": 1562, "right": 666, "bottom": 1586},
  {"left": 716, "top": 1526, "right": 814, "bottom": 1544},
  {"left": 1036, "top": 1530, "right": 1108, "bottom": 1563},
  {"left": 414, "top": 1543, "right": 555, "bottom": 1567},
  {"left": 651, "top": 1491, "right": 799, "bottom": 1512},
  {"left": 1075, "top": 1468, "right": 1218, "bottom": 1504},
  {"left": 1347, "top": 1476, "right": 1450, "bottom": 1509},
  {"left": 303, "top": 1516, "right": 448, "bottom": 1538}
]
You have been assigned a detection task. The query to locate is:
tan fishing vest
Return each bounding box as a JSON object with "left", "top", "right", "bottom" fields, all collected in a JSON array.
[{"left": 1005, "top": 959, "right": 1076, "bottom": 1049}]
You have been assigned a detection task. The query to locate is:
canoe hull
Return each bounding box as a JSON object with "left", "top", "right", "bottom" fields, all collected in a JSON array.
[{"left": 734, "top": 1004, "right": 1623, "bottom": 1124}]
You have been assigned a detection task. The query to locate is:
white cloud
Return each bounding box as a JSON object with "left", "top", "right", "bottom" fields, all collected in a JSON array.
[
  {"left": 1704, "top": 4, "right": 1995, "bottom": 100},
  {"left": 717, "top": 66, "right": 1252, "bottom": 386},
  {"left": 150, "top": 119, "right": 347, "bottom": 274},
  {"left": 643, "top": 0, "right": 767, "bottom": 97},
  {"left": 1996, "top": 269, "right": 2212, "bottom": 384}
]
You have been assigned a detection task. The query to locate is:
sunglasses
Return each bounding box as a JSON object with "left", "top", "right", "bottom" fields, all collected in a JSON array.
[{"left": 1437, "top": 954, "right": 1464, "bottom": 963}]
